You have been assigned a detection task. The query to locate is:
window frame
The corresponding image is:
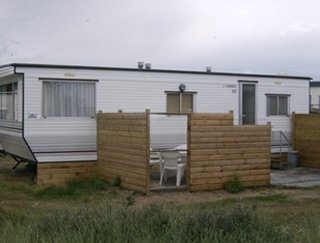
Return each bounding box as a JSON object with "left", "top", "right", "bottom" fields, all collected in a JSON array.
[
  {"left": 165, "top": 91, "right": 197, "bottom": 114},
  {"left": 0, "top": 82, "right": 18, "bottom": 121},
  {"left": 41, "top": 79, "right": 97, "bottom": 118},
  {"left": 266, "top": 94, "right": 290, "bottom": 116}
]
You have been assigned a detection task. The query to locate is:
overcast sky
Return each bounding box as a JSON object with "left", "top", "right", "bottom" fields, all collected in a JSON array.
[{"left": 1, "top": 0, "right": 320, "bottom": 79}]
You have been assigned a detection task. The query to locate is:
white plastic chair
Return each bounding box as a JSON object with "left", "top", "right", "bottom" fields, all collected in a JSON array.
[
  {"left": 150, "top": 151, "right": 163, "bottom": 173},
  {"left": 160, "top": 151, "right": 186, "bottom": 186}
]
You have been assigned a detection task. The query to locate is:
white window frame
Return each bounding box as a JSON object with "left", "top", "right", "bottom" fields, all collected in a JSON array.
[
  {"left": 266, "top": 94, "right": 290, "bottom": 116},
  {"left": 41, "top": 79, "right": 96, "bottom": 118},
  {"left": 165, "top": 91, "right": 197, "bottom": 114},
  {"left": 0, "top": 82, "right": 18, "bottom": 121}
]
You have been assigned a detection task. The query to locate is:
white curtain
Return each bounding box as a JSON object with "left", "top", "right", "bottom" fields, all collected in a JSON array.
[
  {"left": 0, "top": 83, "right": 16, "bottom": 120},
  {"left": 43, "top": 81, "right": 95, "bottom": 117}
]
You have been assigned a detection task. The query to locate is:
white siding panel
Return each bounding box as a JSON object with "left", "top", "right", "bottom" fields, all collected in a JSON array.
[
  {"left": 17, "top": 77, "right": 23, "bottom": 122},
  {"left": 0, "top": 66, "right": 14, "bottom": 78},
  {"left": 22, "top": 69, "right": 98, "bottom": 162},
  {"left": 19, "top": 66, "right": 310, "bottom": 162},
  {"left": 311, "top": 87, "right": 320, "bottom": 108},
  {"left": 256, "top": 78, "right": 309, "bottom": 139},
  {"left": 0, "top": 127, "right": 35, "bottom": 162}
]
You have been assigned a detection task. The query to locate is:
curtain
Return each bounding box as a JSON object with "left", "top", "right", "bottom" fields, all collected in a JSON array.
[
  {"left": 267, "top": 96, "right": 277, "bottom": 116},
  {"left": 0, "top": 83, "right": 15, "bottom": 120},
  {"left": 43, "top": 81, "right": 95, "bottom": 117},
  {"left": 279, "top": 96, "right": 288, "bottom": 115}
]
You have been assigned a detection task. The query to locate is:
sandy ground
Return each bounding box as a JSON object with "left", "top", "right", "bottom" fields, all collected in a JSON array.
[{"left": 1, "top": 155, "right": 320, "bottom": 207}]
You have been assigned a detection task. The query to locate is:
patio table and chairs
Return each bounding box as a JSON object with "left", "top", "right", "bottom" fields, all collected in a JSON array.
[{"left": 150, "top": 144, "right": 187, "bottom": 187}]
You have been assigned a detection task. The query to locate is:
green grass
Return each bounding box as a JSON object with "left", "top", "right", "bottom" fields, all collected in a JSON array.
[
  {"left": 224, "top": 174, "right": 245, "bottom": 194},
  {"left": 247, "top": 193, "right": 291, "bottom": 203},
  {"left": 33, "top": 176, "right": 110, "bottom": 200},
  {"left": 0, "top": 203, "right": 294, "bottom": 243},
  {"left": 0, "top": 157, "right": 320, "bottom": 242}
]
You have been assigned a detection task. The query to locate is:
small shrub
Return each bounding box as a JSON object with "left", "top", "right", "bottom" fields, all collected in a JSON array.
[
  {"left": 125, "top": 191, "right": 136, "bottom": 208},
  {"left": 34, "top": 185, "right": 80, "bottom": 199},
  {"left": 225, "top": 174, "right": 245, "bottom": 194},
  {"left": 112, "top": 176, "right": 121, "bottom": 187},
  {"left": 90, "top": 176, "right": 108, "bottom": 190}
]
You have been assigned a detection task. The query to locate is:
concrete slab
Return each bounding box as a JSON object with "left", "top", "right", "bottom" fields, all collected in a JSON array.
[{"left": 271, "top": 167, "right": 320, "bottom": 187}]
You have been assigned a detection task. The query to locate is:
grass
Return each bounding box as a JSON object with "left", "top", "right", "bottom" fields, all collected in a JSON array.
[
  {"left": 0, "top": 156, "right": 320, "bottom": 242},
  {"left": 1, "top": 202, "right": 319, "bottom": 242},
  {"left": 0, "top": 203, "right": 294, "bottom": 243},
  {"left": 33, "top": 176, "right": 109, "bottom": 200},
  {"left": 247, "top": 193, "right": 291, "bottom": 203},
  {"left": 224, "top": 174, "right": 245, "bottom": 194}
]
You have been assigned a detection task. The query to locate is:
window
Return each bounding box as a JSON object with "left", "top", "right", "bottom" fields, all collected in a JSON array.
[
  {"left": 42, "top": 81, "right": 95, "bottom": 117},
  {"left": 167, "top": 92, "right": 194, "bottom": 113},
  {"left": 266, "top": 94, "right": 289, "bottom": 116},
  {"left": 0, "top": 83, "right": 18, "bottom": 121}
]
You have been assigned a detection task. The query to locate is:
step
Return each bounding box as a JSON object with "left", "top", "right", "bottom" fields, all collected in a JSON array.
[{"left": 271, "top": 146, "right": 290, "bottom": 153}]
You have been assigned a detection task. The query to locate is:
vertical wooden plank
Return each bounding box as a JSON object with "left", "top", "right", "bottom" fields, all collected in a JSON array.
[
  {"left": 145, "top": 111, "right": 150, "bottom": 194},
  {"left": 293, "top": 114, "right": 320, "bottom": 168},
  {"left": 292, "top": 112, "right": 296, "bottom": 150},
  {"left": 187, "top": 113, "right": 191, "bottom": 190}
]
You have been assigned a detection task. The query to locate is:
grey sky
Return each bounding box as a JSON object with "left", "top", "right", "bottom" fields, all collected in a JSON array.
[{"left": 1, "top": 0, "right": 320, "bottom": 79}]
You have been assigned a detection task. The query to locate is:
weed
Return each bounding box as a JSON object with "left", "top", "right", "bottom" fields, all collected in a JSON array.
[
  {"left": 249, "top": 194, "right": 290, "bottom": 203},
  {"left": 225, "top": 174, "right": 245, "bottom": 194},
  {"left": 112, "top": 175, "right": 121, "bottom": 187},
  {"left": 297, "top": 214, "right": 320, "bottom": 242},
  {"left": 90, "top": 176, "right": 108, "bottom": 190},
  {"left": 33, "top": 177, "right": 109, "bottom": 200},
  {"left": 124, "top": 191, "right": 136, "bottom": 208},
  {"left": 0, "top": 203, "right": 300, "bottom": 242},
  {"left": 33, "top": 185, "right": 80, "bottom": 199}
]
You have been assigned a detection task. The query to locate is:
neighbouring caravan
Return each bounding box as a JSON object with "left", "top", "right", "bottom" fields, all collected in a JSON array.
[
  {"left": 0, "top": 63, "right": 311, "bottom": 163},
  {"left": 310, "top": 81, "right": 320, "bottom": 112}
]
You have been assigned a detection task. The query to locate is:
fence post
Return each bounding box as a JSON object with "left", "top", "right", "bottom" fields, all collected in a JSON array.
[
  {"left": 146, "top": 109, "right": 150, "bottom": 194},
  {"left": 291, "top": 112, "right": 296, "bottom": 150}
]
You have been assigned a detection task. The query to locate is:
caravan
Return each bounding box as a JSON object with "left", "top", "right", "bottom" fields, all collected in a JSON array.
[{"left": 0, "top": 63, "right": 311, "bottom": 164}]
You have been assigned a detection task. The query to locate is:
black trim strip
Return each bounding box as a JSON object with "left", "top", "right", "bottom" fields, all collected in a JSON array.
[
  {"left": 0, "top": 125, "right": 22, "bottom": 131},
  {"left": 4, "top": 63, "right": 311, "bottom": 80},
  {"left": 165, "top": 91, "right": 198, "bottom": 94},
  {"left": 265, "top": 93, "right": 291, "bottom": 96},
  {"left": 34, "top": 150, "right": 97, "bottom": 154},
  {"left": 39, "top": 77, "right": 99, "bottom": 82},
  {"left": 38, "top": 160, "right": 97, "bottom": 164},
  {"left": 310, "top": 81, "right": 320, "bottom": 87},
  {"left": 238, "top": 80, "right": 259, "bottom": 83}
]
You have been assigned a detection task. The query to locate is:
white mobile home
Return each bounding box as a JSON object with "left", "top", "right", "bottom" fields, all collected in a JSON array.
[
  {"left": 0, "top": 63, "right": 311, "bottom": 163},
  {"left": 310, "top": 81, "right": 320, "bottom": 112}
]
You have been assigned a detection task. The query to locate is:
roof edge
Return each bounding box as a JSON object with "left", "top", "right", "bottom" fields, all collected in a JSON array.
[
  {"left": 310, "top": 81, "right": 320, "bottom": 87},
  {"left": 1, "top": 62, "right": 312, "bottom": 80}
]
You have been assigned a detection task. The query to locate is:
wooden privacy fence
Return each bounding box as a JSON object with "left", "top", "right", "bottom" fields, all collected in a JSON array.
[
  {"left": 292, "top": 113, "right": 320, "bottom": 168},
  {"left": 37, "top": 162, "right": 97, "bottom": 186},
  {"left": 97, "top": 112, "right": 149, "bottom": 194},
  {"left": 97, "top": 112, "right": 271, "bottom": 193},
  {"left": 188, "top": 113, "right": 271, "bottom": 191}
]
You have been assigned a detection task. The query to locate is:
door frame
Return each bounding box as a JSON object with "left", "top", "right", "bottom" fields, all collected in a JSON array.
[{"left": 238, "top": 80, "right": 258, "bottom": 125}]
